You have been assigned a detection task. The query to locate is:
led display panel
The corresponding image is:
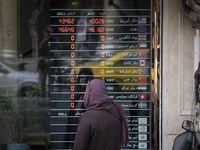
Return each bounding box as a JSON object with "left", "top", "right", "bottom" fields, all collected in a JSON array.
[{"left": 50, "top": 0, "right": 151, "bottom": 149}]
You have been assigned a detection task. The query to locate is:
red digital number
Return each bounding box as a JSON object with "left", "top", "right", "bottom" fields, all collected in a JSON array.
[
  {"left": 71, "top": 44, "right": 75, "bottom": 50},
  {"left": 97, "top": 27, "right": 105, "bottom": 33},
  {"left": 101, "top": 61, "right": 105, "bottom": 66},
  {"left": 89, "top": 18, "right": 105, "bottom": 24},
  {"left": 58, "top": 18, "right": 75, "bottom": 24},
  {"left": 101, "top": 69, "right": 104, "bottom": 74},
  {"left": 89, "top": 19, "right": 93, "bottom": 24},
  {"left": 71, "top": 35, "right": 75, "bottom": 41},
  {"left": 71, "top": 77, "right": 75, "bottom": 83},
  {"left": 94, "top": 19, "right": 98, "bottom": 24},
  {"left": 71, "top": 86, "right": 75, "bottom": 91},
  {"left": 71, "top": 94, "right": 75, "bottom": 99},
  {"left": 101, "top": 52, "right": 104, "bottom": 58},
  {"left": 101, "top": 44, "right": 105, "bottom": 49},
  {"left": 71, "top": 69, "right": 75, "bottom": 74},
  {"left": 71, "top": 61, "right": 75, "bottom": 66},
  {"left": 101, "top": 36, "right": 105, "bottom": 41},
  {"left": 58, "top": 27, "right": 75, "bottom": 33},
  {"left": 71, "top": 52, "right": 75, "bottom": 58},
  {"left": 69, "top": 27, "right": 75, "bottom": 32},
  {"left": 101, "top": 19, "right": 105, "bottom": 24},
  {"left": 71, "top": 102, "right": 75, "bottom": 108},
  {"left": 89, "top": 27, "right": 95, "bottom": 32}
]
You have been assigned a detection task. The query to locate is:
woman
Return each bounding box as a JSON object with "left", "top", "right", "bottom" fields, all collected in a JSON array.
[{"left": 73, "top": 78, "right": 129, "bottom": 150}]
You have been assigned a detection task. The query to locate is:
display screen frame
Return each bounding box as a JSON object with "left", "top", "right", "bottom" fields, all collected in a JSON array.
[{"left": 49, "top": 0, "right": 152, "bottom": 149}]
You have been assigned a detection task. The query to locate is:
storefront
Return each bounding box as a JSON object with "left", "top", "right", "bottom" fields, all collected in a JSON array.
[{"left": 1, "top": 0, "right": 197, "bottom": 149}]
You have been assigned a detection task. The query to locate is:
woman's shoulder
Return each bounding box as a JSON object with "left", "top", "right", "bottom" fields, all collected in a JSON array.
[
  {"left": 78, "top": 110, "right": 100, "bottom": 124},
  {"left": 84, "top": 109, "right": 102, "bottom": 115},
  {"left": 81, "top": 109, "right": 104, "bottom": 119}
]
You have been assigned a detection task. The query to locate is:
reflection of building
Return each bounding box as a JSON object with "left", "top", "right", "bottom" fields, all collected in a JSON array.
[{"left": 0, "top": 0, "right": 199, "bottom": 149}]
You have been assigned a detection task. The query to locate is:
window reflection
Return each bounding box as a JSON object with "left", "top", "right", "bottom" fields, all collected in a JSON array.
[{"left": 0, "top": 0, "right": 50, "bottom": 149}]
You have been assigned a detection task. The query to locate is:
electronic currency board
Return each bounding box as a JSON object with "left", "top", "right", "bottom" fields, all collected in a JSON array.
[{"left": 50, "top": 0, "right": 151, "bottom": 149}]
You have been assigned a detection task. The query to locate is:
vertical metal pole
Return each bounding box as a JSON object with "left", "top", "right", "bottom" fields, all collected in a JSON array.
[{"left": 154, "top": 10, "right": 158, "bottom": 150}]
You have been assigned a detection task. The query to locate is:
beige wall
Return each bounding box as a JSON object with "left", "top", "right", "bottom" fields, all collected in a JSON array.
[{"left": 163, "top": 0, "right": 196, "bottom": 149}]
